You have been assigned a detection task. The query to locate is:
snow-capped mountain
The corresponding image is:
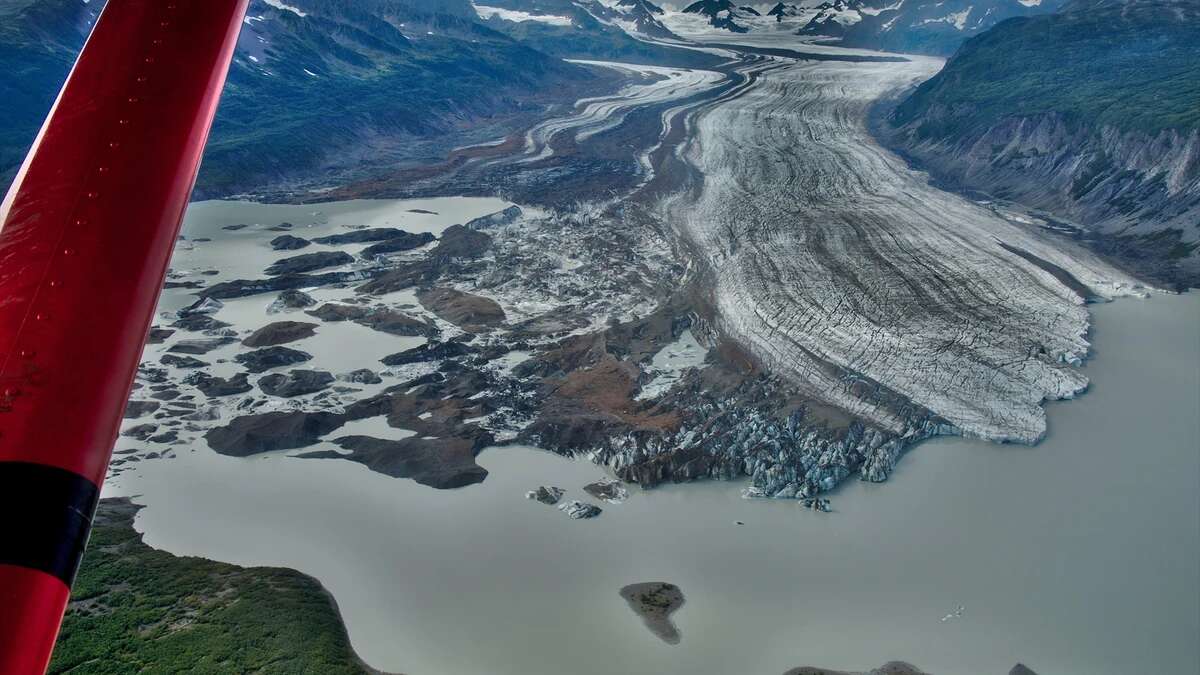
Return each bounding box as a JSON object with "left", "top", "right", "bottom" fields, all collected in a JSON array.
[
  {"left": 798, "top": 0, "right": 1067, "bottom": 54},
  {"left": 473, "top": 0, "right": 682, "bottom": 40},
  {"left": 795, "top": 0, "right": 868, "bottom": 37},
  {"left": 588, "top": 0, "right": 678, "bottom": 38},
  {"left": 680, "top": 0, "right": 760, "bottom": 32},
  {"left": 766, "top": 3, "right": 807, "bottom": 21}
]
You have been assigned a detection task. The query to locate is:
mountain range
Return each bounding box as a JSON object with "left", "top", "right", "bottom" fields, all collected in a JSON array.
[
  {"left": 671, "top": 1, "right": 1069, "bottom": 55},
  {"left": 793, "top": 0, "right": 1070, "bottom": 54},
  {"left": 0, "top": 0, "right": 713, "bottom": 198},
  {"left": 474, "top": 0, "right": 713, "bottom": 64},
  {"left": 589, "top": 0, "right": 677, "bottom": 39},
  {"left": 680, "top": 0, "right": 759, "bottom": 31}
]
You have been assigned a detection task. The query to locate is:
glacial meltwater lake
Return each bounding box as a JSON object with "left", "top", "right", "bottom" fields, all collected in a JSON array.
[{"left": 108, "top": 280, "right": 1199, "bottom": 673}]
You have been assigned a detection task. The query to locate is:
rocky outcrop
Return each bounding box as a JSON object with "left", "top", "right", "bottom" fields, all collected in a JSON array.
[
  {"left": 160, "top": 354, "right": 209, "bottom": 369},
  {"left": 381, "top": 341, "right": 475, "bottom": 367},
  {"left": 234, "top": 346, "right": 313, "bottom": 373},
  {"left": 557, "top": 500, "right": 602, "bottom": 519},
  {"left": 321, "top": 434, "right": 491, "bottom": 489},
  {"left": 312, "top": 228, "right": 422, "bottom": 245},
  {"left": 356, "top": 309, "right": 437, "bottom": 337},
  {"left": 267, "top": 289, "right": 317, "bottom": 314},
  {"left": 123, "top": 401, "right": 161, "bottom": 419},
  {"left": 184, "top": 372, "right": 253, "bottom": 397},
  {"left": 205, "top": 410, "right": 346, "bottom": 457},
  {"left": 353, "top": 261, "right": 436, "bottom": 295},
  {"left": 359, "top": 232, "right": 436, "bottom": 257},
  {"left": 177, "top": 297, "right": 223, "bottom": 317},
  {"left": 465, "top": 205, "right": 522, "bottom": 230},
  {"left": 171, "top": 314, "right": 231, "bottom": 332},
  {"left": 526, "top": 486, "right": 565, "bottom": 505},
  {"left": 583, "top": 479, "right": 628, "bottom": 503},
  {"left": 258, "top": 370, "right": 335, "bottom": 398},
  {"left": 417, "top": 288, "right": 506, "bottom": 332},
  {"left": 269, "top": 234, "right": 310, "bottom": 251},
  {"left": 305, "top": 303, "right": 369, "bottom": 322},
  {"left": 429, "top": 225, "right": 492, "bottom": 260},
  {"left": 122, "top": 424, "right": 158, "bottom": 441},
  {"left": 147, "top": 328, "right": 175, "bottom": 344},
  {"left": 265, "top": 251, "right": 354, "bottom": 276},
  {"left": 201, "top": 269, "right": 379, "bottom": 299},
  {"left": 166, "top": 338, "right": 236, "bottom": 355},
  {"left": 306, "top": 303, "right": 437, "bottom": 337},
  {"left": 339, "top": 369, "right": 382, "bottom": 385},
  {"left": 242, "top": 321, "right": 319, "bottom": 347}
]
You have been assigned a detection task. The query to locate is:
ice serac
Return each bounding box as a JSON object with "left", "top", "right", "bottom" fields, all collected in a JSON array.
[{"left": 664, "top": 55, "right": 1142, "bottom": 447}]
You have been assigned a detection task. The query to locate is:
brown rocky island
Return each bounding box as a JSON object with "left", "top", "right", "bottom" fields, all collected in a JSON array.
[{"left": 620, "top": 582, "right": 686, "bottom": 645}]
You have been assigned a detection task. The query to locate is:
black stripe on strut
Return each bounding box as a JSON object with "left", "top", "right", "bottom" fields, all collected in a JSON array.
[{"left": 0, "top": 461, "right": 99, "bottom": 585}]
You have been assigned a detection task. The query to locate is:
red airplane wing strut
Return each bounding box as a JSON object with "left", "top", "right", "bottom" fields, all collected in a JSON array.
[{"left": 0, "top": 1, "right": 248, "bottom": 671}]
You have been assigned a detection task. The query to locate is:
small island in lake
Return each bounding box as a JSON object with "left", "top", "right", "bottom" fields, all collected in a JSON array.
[{"left": 620, "top": 582, "right": 685, "bottom": 645}]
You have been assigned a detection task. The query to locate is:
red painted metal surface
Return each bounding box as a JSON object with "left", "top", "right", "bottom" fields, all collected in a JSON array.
[
  {"left": 0, "top": 1, "right": 248, "bottom": 672},
  {"left": 0, "top": 565, "right": 71, "bottom": 675}
]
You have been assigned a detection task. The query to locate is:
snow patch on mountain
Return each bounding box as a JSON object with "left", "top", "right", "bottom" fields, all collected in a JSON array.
[
  {"left": 474, "top": 3, "right": 575, "bottom": 26},
  {"left": 263, "top": 0, "right": 306, "bottom": 17},
  {"left": 921, "top": 8, "right": 971, "bottom": 28}
]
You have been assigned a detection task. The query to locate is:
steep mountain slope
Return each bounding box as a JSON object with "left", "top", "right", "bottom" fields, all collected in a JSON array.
[
  {"left": 0, "top": 0, "right": 613, "bottom": 198},
  {"left": 204, "top": 0, "right": 600, "bottom": 196},
  {"left": 884, "top": 0, "right": 1200, "bottom": 287},
  {"left": 799, "top": 0, "right": 1067, "bottom": 55}
]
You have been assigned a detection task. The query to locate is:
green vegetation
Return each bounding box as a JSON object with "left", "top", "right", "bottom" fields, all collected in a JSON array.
[
  {"left": 892, "top": 0, "right": 1200, "bottom": 139},
  {"left": 50, "top": 499, "right": 367, "bottom": 675}
]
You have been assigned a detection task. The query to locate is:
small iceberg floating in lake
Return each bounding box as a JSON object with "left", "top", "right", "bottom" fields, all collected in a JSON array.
[{"left": 940, "top": 605, "right": 965, "bottom": 623}]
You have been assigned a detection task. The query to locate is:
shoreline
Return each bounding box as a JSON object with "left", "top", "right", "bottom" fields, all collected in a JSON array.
[{"left": 108, "top": 289, "right": 1199, "bottom": 674}]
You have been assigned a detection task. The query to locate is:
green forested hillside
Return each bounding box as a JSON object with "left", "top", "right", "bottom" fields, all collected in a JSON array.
[
  {"left": 892, "top": 0, "right": 1200, "bottom": 139},
  {"left": 49, "top": 499, "right": 367, "bottom": 675}
]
